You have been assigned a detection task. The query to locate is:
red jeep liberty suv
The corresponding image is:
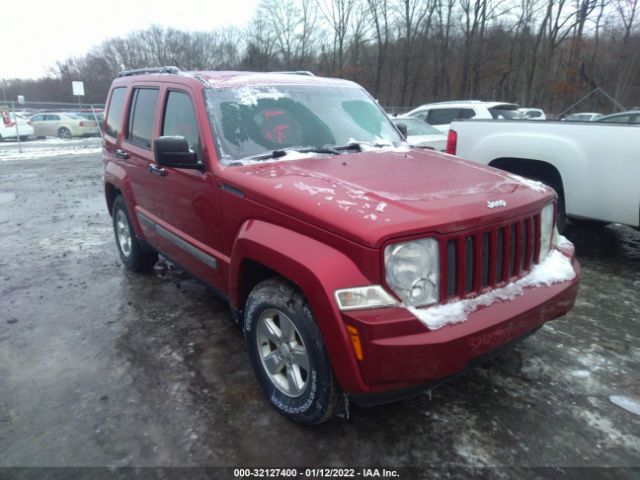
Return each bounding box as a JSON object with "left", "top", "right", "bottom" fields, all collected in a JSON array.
[{"left": 103, "top": 67, "right": 580, "bottom": 424}]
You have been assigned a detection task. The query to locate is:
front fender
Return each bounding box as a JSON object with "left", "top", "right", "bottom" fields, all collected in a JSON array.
[{"left": 229, "top": 220, "right": 373, "bottom": 393}]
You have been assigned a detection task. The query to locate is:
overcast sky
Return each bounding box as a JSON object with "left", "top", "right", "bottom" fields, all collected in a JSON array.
[{"left": 2, "top": 0, "right": 260, "bottom": 79}]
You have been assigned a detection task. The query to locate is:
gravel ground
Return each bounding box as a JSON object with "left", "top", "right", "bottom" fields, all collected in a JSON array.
[{"left": 0, "top": 149, "right": 638, "bottom": 478}]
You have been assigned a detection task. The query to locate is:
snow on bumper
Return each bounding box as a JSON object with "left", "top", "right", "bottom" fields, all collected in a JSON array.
[
  {"left": 409, "top": 236, "right": 576, "bottom": 331},
  {"left": 341, "top": 239, "right": 580, "bottom": 392}
]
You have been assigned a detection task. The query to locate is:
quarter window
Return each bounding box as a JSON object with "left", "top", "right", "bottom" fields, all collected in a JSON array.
[
  {"left": 458, "top": 109, "right": 476, "bottom": 120},
  {"left": 105, "top": 87, "right": 127, "bottom": 138},
  {"left": 127, "top": 88, "right": 159, "bottom": 148},
  {"left": 426, "top": 108, "right": 461, "bottom": 125}
]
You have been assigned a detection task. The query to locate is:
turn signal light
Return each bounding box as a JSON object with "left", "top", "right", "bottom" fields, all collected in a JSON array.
[{"left": 346, "top": 325, "right": 364, "bottom": 361}]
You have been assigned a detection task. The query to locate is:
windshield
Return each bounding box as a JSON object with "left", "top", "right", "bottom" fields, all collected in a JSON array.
[
  {"left": 204, "top": 84, "right": 403, "bottom": 163},
  {"left": 394, "top": 118, "right": 441, "bottom": 136}
]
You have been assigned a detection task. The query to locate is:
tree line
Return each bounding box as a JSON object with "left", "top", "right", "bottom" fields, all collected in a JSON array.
[{"left": 1, "top": 0, "right": 639, "bottom": 114}]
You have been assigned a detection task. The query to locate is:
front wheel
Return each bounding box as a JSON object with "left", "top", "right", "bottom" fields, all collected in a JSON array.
[
  {"left": 112, "top": 195, "right": 157, "bottom": 272},
  {"left": 58, "top": 127, "right": 72, "bottom": 139},
  {"left": 244, "top": 278, "right": 341, "bottom": 424}
]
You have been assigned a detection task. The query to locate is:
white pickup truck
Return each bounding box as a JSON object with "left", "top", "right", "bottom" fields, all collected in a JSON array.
[{"left": 446, "top": 120, "right": 640, "bottom": 231}]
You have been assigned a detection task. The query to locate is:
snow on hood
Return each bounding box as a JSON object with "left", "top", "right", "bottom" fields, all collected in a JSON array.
[
  {"left": 226, "top": 148, "right": 555, "bottom": 246},
  {"left": 409, "top": 236, "right": 576, "bottom": 330}
]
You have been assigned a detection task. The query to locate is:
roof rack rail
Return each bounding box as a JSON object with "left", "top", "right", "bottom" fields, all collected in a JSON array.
[
  {"left": 118, "top": 66, "right": 181, "bottom": 77},
  {"left": 269, "top": 71, "right": 315, "bottom": 76}
]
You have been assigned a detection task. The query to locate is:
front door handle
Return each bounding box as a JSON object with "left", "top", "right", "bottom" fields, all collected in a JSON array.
[
  {"left": 115, "top": 149, "right": 129, "bottom": 160},
  {"left": 148, "top": 164, "right": 167, "bottom": 177}
]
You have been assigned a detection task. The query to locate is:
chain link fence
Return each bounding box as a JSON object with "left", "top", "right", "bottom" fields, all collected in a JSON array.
[{"left": 1, "top": 101, "right": 105, "bottom": 153}]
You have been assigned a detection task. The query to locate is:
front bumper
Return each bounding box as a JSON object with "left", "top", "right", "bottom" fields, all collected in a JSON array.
[{"left": 341, "top": 251, "right": 580, "bottom": 395}]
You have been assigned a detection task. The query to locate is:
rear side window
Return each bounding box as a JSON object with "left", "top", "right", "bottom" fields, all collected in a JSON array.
[
  {"left": 489, "top": 108, "right": 519, "bottom": 119},
  {"left": 127, "top": 88, "right": 159, "bottom": 148},
  {"left": 105, "top": 88, "right": 127, "bottom": 138},
  {"left": 410, "top": 111, "right": 428, "bottom": 122},
  {"left": 601, "top": 114, "right": 631, "bottom": 123},
  {"left": 458, "top": 109, "right": 476, "bottom": 120},
  {"left": 427, "top": 108, "right": 461, "bottom": 125},
  {"left": 162, "top": 91, "right": 200, "bottom": 150}
]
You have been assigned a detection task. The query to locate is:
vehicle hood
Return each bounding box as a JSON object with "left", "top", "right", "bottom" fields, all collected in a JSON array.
[{"left": 224, "top": 148, "right": 555, "bottom": 247}]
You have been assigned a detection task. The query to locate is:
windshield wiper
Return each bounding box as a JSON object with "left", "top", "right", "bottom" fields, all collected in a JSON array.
[
  {"left": 332, "top": 141, "right": 399, "bottom": 151},
  {"left": 240, "top": 141, "right": 395, "bottom": 163},
  {"left": 243, "top": 146, "right": 343, "bottom": 162}
]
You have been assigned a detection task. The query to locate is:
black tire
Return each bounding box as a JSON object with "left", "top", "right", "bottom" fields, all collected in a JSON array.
[
  {"left": 58, "top": 127, "right": 72, "bottom": 139},
  {"left": 569, "top": 218, "right": 608, "bottom": 229},
  {"left": 244, "top": 278, "right": 341, "bottom": 424},
  {"left": 112, "top": 195, "right": 157, "bottom": 272},
  {"left": 19, "top": 136, "right": 29, "bottom": 141}
]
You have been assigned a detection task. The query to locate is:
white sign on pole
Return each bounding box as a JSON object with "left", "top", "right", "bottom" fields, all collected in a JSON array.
[
  {"left": 72, "top": 81, "right": 85, "bottom": 97},
  {"left": 17, "top": 95, "right": 25, "bottom": 104}
]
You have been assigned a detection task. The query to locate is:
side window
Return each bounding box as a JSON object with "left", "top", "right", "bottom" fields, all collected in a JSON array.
[
  {"left": 162, "top": 91, "right": 200, "bottom": 151},
  {"left": 45, "top": 114, "right": 60, "bottom": 121},
  {"left": 127, "top": 88, "right": 159, "bottom": 148},
  {"left": 602, "top": 115, "right": 630, "bottom": 123},
  {"left": 105, "top": 87, "right": 127, "bottom": 138},
  {"left": 31, "top": 115, "right": 44, "bottom": 122},
  {"left": 427, "top": 108, "right": 460, "bottom": 126},
  {"left": 458, "top": 109, "right": 476, "bottom": 120}
]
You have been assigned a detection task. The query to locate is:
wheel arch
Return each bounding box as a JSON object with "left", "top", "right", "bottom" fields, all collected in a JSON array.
[
  {"left": 229, "top": 220, "right": 372, "bottom": 393},
  {"left": 105, "top": 182, "right": 121, "bottom": 216},
  {"left": 488, "top": 157, "right": 565, "bottom": 196}
]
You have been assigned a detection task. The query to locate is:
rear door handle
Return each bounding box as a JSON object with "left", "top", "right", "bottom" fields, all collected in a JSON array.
[
  {"left": 115, "top": 149, "right": 129, "bottom": 160},
  {"left": 148, "top": 164, "right": 167, "bottom": 177}
]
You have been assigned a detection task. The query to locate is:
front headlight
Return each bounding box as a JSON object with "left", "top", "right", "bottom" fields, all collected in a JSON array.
[
  {"left": 384, "top": 238, "right": 439, "bottom": 307},
  {"left": 539, "top": 203, "right": 556, "bottom": 262}
]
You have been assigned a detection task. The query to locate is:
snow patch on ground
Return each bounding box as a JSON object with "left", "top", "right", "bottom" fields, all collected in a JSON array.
[
  {"left": 409, "top": 247, "right": 576, "bottom": 330},
  {"left": 609, "top": 395, "right": 640, "bottom": 416},
  {"left": 0, "top": 146, "right": 101, "bottom": 161}
]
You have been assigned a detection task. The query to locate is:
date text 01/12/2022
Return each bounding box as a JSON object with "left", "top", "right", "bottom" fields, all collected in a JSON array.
[{"left": 233, "top": 468, "right": 400, "bottom": 477}]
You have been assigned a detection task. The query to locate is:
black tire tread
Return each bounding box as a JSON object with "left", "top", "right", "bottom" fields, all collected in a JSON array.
[
  {"left": 112, "top": 195, "right": 157, "bottom": 272},
  {"left": 245, "top": 277, "right": 341, "bottom": 424}
]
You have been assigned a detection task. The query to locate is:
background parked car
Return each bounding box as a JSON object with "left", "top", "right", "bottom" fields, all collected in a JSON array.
[
  {"left": 392, "top": 116, "right": 447, "bottom": 150},
  {"left": 30, "top": 112, "right": 100, "bottom": 139},
  {"left": 594, "top": 111, "right": 640, "bottom": 124},
  {"left": 406, "top": 100, "right": 521, "bottom": 133},
  {"left": 0, "top": 110, "right": 34, "bottom": 141},
  {"left": 518, "top": 108, "right": 546, "bottom": 120},
  {"left": 561, "top": 112, "right": 603, "bottom": 122},
  {"left": 77, "top": 111, "right": 105, "bottom": 125}
]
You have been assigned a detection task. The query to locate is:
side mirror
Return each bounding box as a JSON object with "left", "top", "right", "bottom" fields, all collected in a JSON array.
[
  {"left": 153, "top": 136, "right": 202, "bottom": 169},
  {"left": 396, "top": 122, "right": 408, "bottom": 139}
]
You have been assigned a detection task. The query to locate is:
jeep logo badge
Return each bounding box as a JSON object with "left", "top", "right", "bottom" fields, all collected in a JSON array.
[{"left": 487, "top": 199, "right": 507, "bottom": 209}]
